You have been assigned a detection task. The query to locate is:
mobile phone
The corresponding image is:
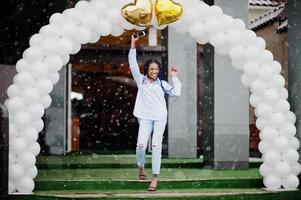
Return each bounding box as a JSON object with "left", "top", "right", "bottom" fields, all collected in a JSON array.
[{"left": 132, "top": 31, "right": 146, "bottom": 39}]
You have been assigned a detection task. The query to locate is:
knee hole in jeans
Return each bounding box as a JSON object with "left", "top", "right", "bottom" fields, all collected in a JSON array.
[{"left": 138, "top": 144, "right": 144, "bottom": 150}]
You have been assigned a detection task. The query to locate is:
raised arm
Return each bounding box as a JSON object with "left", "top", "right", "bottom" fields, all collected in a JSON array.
[
  {"left": 162, "top": 67, "right": 182, "bottom": 96},
  {"left": 128, "top": 37, "right": 143, "bottom": 87}
]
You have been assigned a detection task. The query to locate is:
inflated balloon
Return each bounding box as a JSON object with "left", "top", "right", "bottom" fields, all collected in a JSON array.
[
  {"left": 264, "top": 174, "right": 281, "bottom": 190},
  {"left": 121, "top": 0, "right": 153, "bottom": 27},
  {"left": 155, "top": 0, "right": 183, "bottom": 26},
  {"left": 282, "top": 174, "right": 299, "bottom": 189}
]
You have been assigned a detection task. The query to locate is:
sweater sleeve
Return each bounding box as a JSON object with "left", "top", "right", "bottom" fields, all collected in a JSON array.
[
  {"left": 128, "top": 48, "right": 143, "bottom": 87},
  {"left": 162, "top": 77, "right": 182, "bottom": 96}
]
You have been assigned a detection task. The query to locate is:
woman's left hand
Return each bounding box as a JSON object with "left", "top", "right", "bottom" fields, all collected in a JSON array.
[{"left": 169, "top": 67, "right": 178, "bottom": 77}]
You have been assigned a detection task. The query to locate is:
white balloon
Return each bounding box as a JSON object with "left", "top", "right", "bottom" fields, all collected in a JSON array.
[
  {"left": 219, "top": 15, "right": 234, "bottom": 31},
  {"left": 256, "top": 103, "right": 273, "bottom": 120},
  {"left": 196, "top": 33, "right": 210, "bottom": 45},
  {"left": 279, "top": 88, "right": 288, "bottom": 100},
  {"left": 23, "top": 46, "right": 44, "bottom": 62},
  {"left": 272, "top": 60, "right": 282, "bottom": 74},
  {"left": 30, "top": 61, "right": 49, "bottom": 78},
  {"left": 40, "top": 95, "right": 52, "bottom": 109},
  {"left": 242, "top": 30, "right": 256, "bottom": 45},
  {"left": 10, "top": 138, "right": 27, "bottom": 154},
  {"left": 106, "top": 8, "right": 122, "bottom": 24},
  {"left": 58, "top": 38, "right": 74, "bottom": 55},
  {"left": 210, "top": 5, "right": 223, "bottom": 17},
  {"left": 231, "top": 18, "right": 246, "bottom": 30},
  {"left": 210, "top": 32, "right": 226, "bottom": 47},
  {"left": 28, "top": 142, "right": 41, "bottom": 156},
  {"left": 7, "top": 97, "right": 26, "bottom": 114},
  {"left": 263, "top": 89, "right": 279, "bottom": 103},
  {"left": 16, "top": 59, "right": 30, "bottom": 73},
  {"left": 282, "top": 174, "right": 299, "bottom": 189},
  {"left": 76, "top": 26, "right": 92, "bottom": 44},
  {"left": 89, "top": 32, "right": 101, "bottom": 43},
  {"left": 63, "top": 8, "right": 82, "bottom": 26},
  {"left": 60, "top": 23, "right": 78, "bottom": 39},
  {"left": 286, "top": 111, "right": 296, "bottom": 124},
  {"left": 39, "top": 24, "right": 60, "bottom": 39},
  {"left": 81, "top": 12, "right": 99, "bottom": 30},
  {"left": 29, "top": 33, "right": 44, "bottom": 46},
  {"left": 90, "top": 0, "right": 108, "bottom": 18},
  {"left": 259, "top": 50, "right": 274, "bottom": 64},
  {"left": 259, "top": 141, "right": 273, "bottom": 153},
  {"left": 251, "top": 79, "right": 268, "bottom": 95},
  {"left": 9, "top": 123, "right": 19, "bottom": 141},
  {"left": 270, "top": 112, "right": 286, "bottom": 129},
  {"left": 259, "top": 163, "right": 274, "bottom": 176},
  {"left": 274, "top": 162, "right": 291, "bottom": 178},
  {"left": 273, "top": 136, "right": 290, "bottom": 153},
  {"left": 243, "top": 62, "right": 260, "bottom": 77},
  {"left": 270, "top": 74, "right": 285, "bottom": 89},
  {"left": 260, "top": 127, "right": 278, "bottom": 143},
  {"left": 27, "top": 104, "right": 44, "bottom": 120},
  {"left": 7, "top": 84, "right": 21, "bottom": 98},
  {"left": 249, "top": 94, "right": 262, "bottom": 107},
  {"left": 32, "top": 119, "right": 44, "bottom": 132},
  {"left": 258, "top": 64, "right": 274, "bottom": 80},
  {"left": 16, "top": 177, "right": 35, "bottom": 193},
  {"left": 44, "top": 55, "right": 64, "bottom": 72},
  {"left": 189, "top": 22, "right": 205, "bottom": 38},
  {"left": 256, "top": 118, "right": 269, "bottom": 131},
  {"left": 263, "top": 174, "right": 281, "bottom": 190},
  {"left": 17, "top": 152, "right": 36, "bottom": 170},
  {"left": 49, "top": 71, "right": 60, "bottom": 84},
  {"left": 289, "top": 137, "right": 300, "bottom": 150},
  {"left": 274, "top": 100, "right": 290, "bottom": 115},
  {"left": 8, "top": 182, "right": 16, "bottom": 193},
  {"left": 9, "top": 152, "right": 17, "bottom": 165},
  {"left": 14, "top": 112, "right": 32, "bottom": 129},
  {"left": 121, "top": 19, "right": 135, "bottom": 30},
  {"left": 70, "top": 42, "right": 81, "bottom": 55},
  {"left": 75, "top": 0, "right": 91, "bottom": 13},
  {"left": 97, "top": 19, "right": 112, "bottom": 36},
  {"left": 263, "top": 150, "right": 281, "bottom": 166},
  {"left": 19, "top": 127, "right": 38, "bottom": 144},
  {"left": 255, "top": 37, "right": 266, "bottom": 49},
  {"left": 49, "top": 13, "right": 64, "bottom": 26},
  {"left": 26, "top": 166, "right": 38, "bottom": 179},
  {"left": 61, "top": 54, "right": 70, "bottom": 65},
  {"left": 111, "top": 25, "right": 124, "bottom": 37},
  {"left": 40, "top": 38, "right": 57, "bottom": 54},
  {"left": 9, "top": 164, "right": 25, "bottom": 181},
  {"left": 244, "top": 45, "right": 260, "bottom": 60},
  {"left": 14, "top": 72, "right": 35, "bottom": 89},
  {"left": 204, "top": 17, "right": 221, "bottom": 35},
  {"left": 22, "top": 87, "right": 41, "bottom": 104},
  {"left": 290, "top": 163, "right": 301, "bottom": 175},
  {"left": 231, "top": 59, "right": 245, "bottom": 71},
  {"left": 282, "top": 149, "right": 299, "bottom": 164},
  {"left": 228, "top": 45, "right": 245, "bottom": 60},
  {"left": 241, "top": 74, "right": 255, "bottom": 87},
  {"left": 35, "top": 78, "right": 53, "bottom": 96}
]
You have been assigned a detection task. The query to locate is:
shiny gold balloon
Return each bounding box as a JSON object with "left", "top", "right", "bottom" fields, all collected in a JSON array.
[
  {"left": 121, "top": 0, "right": 153, "bottom": 27},
  {"left": 155, "top": 0, "right": 183, "bottom": 26}
]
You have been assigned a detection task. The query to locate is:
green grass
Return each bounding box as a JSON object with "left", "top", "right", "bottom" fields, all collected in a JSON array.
[{"left": 36, "top": 168, "right": 261, "bottom": 181}]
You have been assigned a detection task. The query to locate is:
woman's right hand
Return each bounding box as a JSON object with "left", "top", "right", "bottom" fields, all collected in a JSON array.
[{"left": 131, "top": 34, "right": 139, "bottom": 48}]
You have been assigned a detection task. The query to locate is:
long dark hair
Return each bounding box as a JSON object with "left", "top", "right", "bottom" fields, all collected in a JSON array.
[{"left": 144, "top": 59, "right": 173, "bottom": 95}]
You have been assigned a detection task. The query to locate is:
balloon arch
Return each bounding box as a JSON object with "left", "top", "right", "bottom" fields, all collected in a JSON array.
[{"left": 5, "top": 0, "right": 300, "bottom": 193}]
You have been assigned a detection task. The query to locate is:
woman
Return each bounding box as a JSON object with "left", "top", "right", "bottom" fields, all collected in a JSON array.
[{"left": 128, "top": 34, "right": 182, "bottom": 191}]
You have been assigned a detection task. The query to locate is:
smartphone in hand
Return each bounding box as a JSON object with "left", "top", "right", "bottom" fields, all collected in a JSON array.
[{"left": 132, "top": 31, "right": 146, "bottom": 39}]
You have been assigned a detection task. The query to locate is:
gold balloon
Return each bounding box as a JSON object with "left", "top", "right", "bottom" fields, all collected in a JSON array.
[
  {"left": 121, "top": 0, "right": 153, "bottom": 27},
  {"left": 155, "top": 0, "right": 183, "bottom": 26}
]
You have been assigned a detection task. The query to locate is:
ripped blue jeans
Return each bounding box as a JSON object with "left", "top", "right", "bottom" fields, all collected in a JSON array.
[{"left": 136, "top": 118, "right": 167, "bottom": 175}]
